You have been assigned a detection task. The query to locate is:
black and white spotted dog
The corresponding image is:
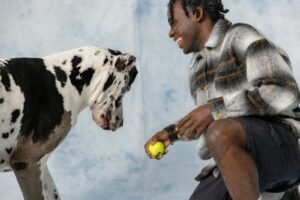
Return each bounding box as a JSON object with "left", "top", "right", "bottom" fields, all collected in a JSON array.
[{"left": 0, "top": 46, "right": 137, "bottom": 200}]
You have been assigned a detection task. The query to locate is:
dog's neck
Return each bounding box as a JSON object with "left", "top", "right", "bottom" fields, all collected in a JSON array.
[{"left": 43, "top": 48, "right": 112, "bottom": 125}]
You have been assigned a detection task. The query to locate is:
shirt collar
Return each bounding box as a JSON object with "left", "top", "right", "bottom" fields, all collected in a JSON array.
[{"left": 204, "top": 19, "right": 232, "bottom": 49}]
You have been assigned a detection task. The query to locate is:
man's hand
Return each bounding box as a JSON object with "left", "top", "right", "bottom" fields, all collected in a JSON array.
[
  {"left": 144, "top": 130, "right": 171, "bottom": 160},
  {"left": 176, "top": 104, "right": 214, "bottom": 140}
]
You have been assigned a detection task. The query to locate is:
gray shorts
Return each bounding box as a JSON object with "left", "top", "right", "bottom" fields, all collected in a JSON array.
[{"left": 190, "top": 117, "right": 300, "bottom": 200}]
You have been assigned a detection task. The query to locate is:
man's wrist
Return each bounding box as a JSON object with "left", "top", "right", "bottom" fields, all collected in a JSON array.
[{"left": 163, "top": 124, "right": 179, "bottom": 143}]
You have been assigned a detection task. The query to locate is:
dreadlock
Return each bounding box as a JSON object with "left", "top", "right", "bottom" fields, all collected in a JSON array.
[{"left": 168, "top": 0, "right": 229, "bottom": 25}]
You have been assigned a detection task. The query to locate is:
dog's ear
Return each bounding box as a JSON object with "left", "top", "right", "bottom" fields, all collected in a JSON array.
[
  {"left": 108, "top": 48, "right": 122, "bottom": 56},
  {"left": 128, "top": 66, "right": 138, "bottom": 87},
  {"left": 115, "top": 54, "right": 136, "bottom": 71}
]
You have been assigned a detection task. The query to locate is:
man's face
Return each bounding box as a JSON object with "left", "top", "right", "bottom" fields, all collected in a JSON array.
[{"left": 168, "top": 1, "right": 200, "bottom": 54}]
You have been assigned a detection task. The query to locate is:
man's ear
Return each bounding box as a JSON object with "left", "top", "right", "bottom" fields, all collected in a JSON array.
[{"left": 195, "top": 6, "right": 204, "bottom": 22}]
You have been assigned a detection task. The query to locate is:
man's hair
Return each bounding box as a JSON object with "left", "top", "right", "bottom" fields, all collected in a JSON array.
[{"left": 168, "top": 0, "right": 229, "bottom": 24}]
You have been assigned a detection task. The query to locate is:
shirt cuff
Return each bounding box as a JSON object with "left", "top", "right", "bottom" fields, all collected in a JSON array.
[{"left": 208, "top": 97, "right": 226, "bottom": 120}]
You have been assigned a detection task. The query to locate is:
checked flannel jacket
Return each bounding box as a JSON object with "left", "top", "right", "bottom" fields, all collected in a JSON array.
[{"left": 189, "top": 19, "right": 300, "bottom": 140}]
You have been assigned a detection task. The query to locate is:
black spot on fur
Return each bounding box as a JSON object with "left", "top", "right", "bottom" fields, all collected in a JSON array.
[
  {"left": 54, "top": 66, "right": 67, "bottom": 87},
  {"left": 11, "top": 109, "right": 20, "bottom": 123},
  {"left": 121, "top": 86, "right": 127, "bottom": 93},
  {"left": 115, "top": 96, "right": 122, "bottom": 108},
  {"left": 70, "top": 56, "right": 95, "bottom": 94},
  {"left": 0, "top": 68, "right": 11, "bottom": 91},
  {"left": 71, "top": 56, "right": 82, "bottom": 67},
  {"left": 110, "top": 60, "right": 113, "bottom": 65},
  {"left": 62, "top": 60, "right": 67, "bottom": 65},
  {"left": 5, "top": 58, "right": 65, "bottom": 142},
  {"left": 108, "top": 49, "right": 122, "bottom": 56},
  {"left": 95, "top": 51, "right": 100, "bottom": 56},
  {"left": 13, "top": 162, "right": 28, "bottom": 171},
  {"left": 5, "top": 148, "right": 12, "bottom": 154},
  {"left": 103, "top": 73, "right": 116, "bottom": 91},
  {"left": 0, "top": 98, "right": 3, "bottom": 104},
  {"left": 10, "top": 128, "right": 14, "bottom": 134},
  {"left": 115, "top": 57, "right": 126, "bottom": 71},
  {"left": 2, "top": 133, "right": 9, "bottom": 139},
  {"left": 0, "top": 159, "right": 4, "bottom": 164},
  {"left": 103, "top": 57, "right": 109, "bottom": 65}
]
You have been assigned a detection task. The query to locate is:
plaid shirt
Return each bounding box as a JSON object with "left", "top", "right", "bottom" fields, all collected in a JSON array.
[{"left": 189, "top": 19, "right": 300, "bottom": 137}]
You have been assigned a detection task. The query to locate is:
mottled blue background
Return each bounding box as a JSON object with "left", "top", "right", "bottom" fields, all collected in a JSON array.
[{"left": 0, "top": 0, "right": 299, "bottom": 199}]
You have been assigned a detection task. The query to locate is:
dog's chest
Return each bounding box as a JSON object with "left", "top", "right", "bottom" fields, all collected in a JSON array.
[{"left": 0, "top": 69, "right": 25, "bottom": 170}]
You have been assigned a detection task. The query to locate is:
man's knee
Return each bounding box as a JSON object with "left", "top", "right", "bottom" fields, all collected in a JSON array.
[{"left": 206, "top": 119, "right": 247, "bottom": 155}]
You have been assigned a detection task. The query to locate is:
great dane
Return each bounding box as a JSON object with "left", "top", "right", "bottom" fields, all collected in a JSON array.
[{"left": 0, "top": 46, "right": 138, "bottom": 200}]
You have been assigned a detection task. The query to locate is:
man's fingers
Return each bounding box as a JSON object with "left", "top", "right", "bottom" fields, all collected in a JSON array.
[
  {"left": 195, "top": 127, "right": 204, "bottom": 139},
  {"left": 163, "top": 149, "right": 169, "bottom": 155},
  {"left": 164, "top": 140, "right": 171, "bottom": 148},
  {"left": 144, "top": 137, "right": 158, "bottom": 159},
  {"left": 177, "top": 119, "right": 193, "bottom": 138},
  {"left": 144, "top": 143, "right": 153, "bottom": 159},
  {"left": 177, "top": 115, "right": 191, "bottom": 130},
  {"left": 183, "top": 124, "right": 197, "bottom": 139},
  {"left": 144, "top": 130, "right": 171, "bottom": 160},
  {"left": 150, "top": 137, "right": 159, "bottom": 144}
]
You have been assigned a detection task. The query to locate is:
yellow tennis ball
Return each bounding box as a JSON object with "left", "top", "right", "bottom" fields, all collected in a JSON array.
[{"left": 148, "top": 141, "right": 165, "bottom": 157}]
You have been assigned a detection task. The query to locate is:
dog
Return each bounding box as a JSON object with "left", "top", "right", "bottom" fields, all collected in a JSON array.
[{"left": 0, "top": 46, "right": 138, "bottom": 200}]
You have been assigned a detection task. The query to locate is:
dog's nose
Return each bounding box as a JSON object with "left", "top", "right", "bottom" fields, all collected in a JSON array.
[{"left": 93, "top": 113, "right": 109, "bottom": 129}]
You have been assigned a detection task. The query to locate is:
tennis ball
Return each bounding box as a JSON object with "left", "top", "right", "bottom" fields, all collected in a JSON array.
[{"left": 148, "top": 141, "right": 165, "bottom": 157}]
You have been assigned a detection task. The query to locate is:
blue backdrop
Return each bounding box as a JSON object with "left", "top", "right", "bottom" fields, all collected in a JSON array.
[{"left": 0, "top": 0, "right": 300, "bottom": 199}]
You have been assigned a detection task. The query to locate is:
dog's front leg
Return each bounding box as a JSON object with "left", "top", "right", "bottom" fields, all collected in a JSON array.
[
  {"left": 10, "top": 140, "right": 61, "bottom": 200},
  {"left": 11, "top": 112, "right": 72, "bottom": 200},
  {"left": 40, "top": 163, "right": 61, "bottom": 200},
  {"left": 11, "top": 156, "right": 45, "bottom": 200},
  {"left": 11, "top": 158, "right": 60, "bottom": 200}
]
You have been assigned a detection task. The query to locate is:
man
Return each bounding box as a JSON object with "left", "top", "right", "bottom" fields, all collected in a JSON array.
[{"left": 144, "top": 0, "right": 300, "bottom": 199}]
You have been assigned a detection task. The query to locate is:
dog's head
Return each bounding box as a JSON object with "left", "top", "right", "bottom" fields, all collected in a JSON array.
[{"left": 91, "top": 48, "right": 137, "bottom": 131}]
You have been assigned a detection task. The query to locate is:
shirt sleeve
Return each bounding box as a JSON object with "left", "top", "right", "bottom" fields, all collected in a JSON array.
[{"left": 208, "top": 33, "right": 300, "bottom": 120}]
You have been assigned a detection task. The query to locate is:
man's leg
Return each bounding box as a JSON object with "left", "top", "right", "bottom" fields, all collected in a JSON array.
[{"left": 206, "top": 119, "right": 260, "bottom": 200}]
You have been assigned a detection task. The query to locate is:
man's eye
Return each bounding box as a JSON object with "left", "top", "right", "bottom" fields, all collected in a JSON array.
[
  {"left": 171, "top": 20, "right": 177, "bottom": 28},
  {"left": 168, "top": 19, "right": 175, "bottom": 28}
]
